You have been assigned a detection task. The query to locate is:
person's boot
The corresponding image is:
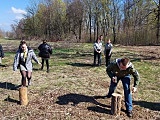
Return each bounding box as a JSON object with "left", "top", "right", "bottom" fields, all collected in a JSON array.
[
  {"left": 127, "top": 110, "right": 133, "bottom": 117},
  {"left": 104, "top": 94, "right": 112, "bottom": 99},
  {"left": 40, "top": 63, "right": 44, "bottom": 70},
  {"left": 28, "top": 79, "right": 31, "bottom": 86},
  {"left": 40, "top": 66, "right": 43, "bottom": 70}
]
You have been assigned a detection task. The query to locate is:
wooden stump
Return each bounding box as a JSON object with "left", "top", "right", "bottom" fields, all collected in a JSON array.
[
  {"left": 111, "top": 93, "right": 122, "bottom": 116},
  {"left": 19, "top": 86, "right": 28, "bottom": 105}
]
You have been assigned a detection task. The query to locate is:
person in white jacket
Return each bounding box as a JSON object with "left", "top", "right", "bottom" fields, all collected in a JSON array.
[{"left": 93, "top": 35, "right": 103, "bottom": 66}]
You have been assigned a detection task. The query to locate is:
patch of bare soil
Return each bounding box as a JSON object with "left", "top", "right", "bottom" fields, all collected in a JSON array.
[{"left": 122, "top": 45, "right": 160, "bottom": 63}]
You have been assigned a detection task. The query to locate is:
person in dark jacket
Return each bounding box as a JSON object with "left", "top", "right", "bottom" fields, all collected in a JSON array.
[
  {"left": 38, "top": 40, "right": 52, "bottom": 73},
  {"left": 104, "top": 38, "right": 113, "bottom": 66},
  {"left": 13, "top": 40, "right": 41, "bottom": 86},
  {"left": 0, "top": 44, "right": 4, "bottom": 65},
  {"left": 105, "top": 57, "right": 140, "bottom": 117}
]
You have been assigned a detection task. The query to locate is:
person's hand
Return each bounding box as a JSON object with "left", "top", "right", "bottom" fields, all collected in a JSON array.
[
  {"left": 132, "top": 87, "right": 137, "bottom": 93},
  {"left": 112, "top": 76, "right": 117, "bottom": 83},
  {"left": 13, "top": 70, "right": 18, "bottom": 75}
]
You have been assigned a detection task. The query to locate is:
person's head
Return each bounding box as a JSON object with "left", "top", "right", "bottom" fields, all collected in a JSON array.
[
  {"left": 99, "top": 35, "right": 103, "bottom": 40},
  {"left": 107, "top": 38, "right": 111, "bottom": 43},
  {"left": 20, "top": 40, "right": 25, "bottom": 45},
  {"left": 20, "top": 40, "right": 27, "bottom": 52},
  {"left": 43, "top": 40, "right": 47, "bottom": 43},
  {"left": 96, "top": 38, "right": 101, "bottom": 43},
  {"left": 119, "top": 57, "right": 130, "bottom": 70},
  {"left": 96, "top": 35, "right": 103, "bottom": 43}
]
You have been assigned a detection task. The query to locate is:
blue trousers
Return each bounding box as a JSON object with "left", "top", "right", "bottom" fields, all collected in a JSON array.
[{"left": 107, "top": 75, "right": 132, "bottom": 111}]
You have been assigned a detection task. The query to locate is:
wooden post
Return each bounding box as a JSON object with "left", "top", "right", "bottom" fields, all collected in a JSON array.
[
  {"left": 111, "top": 93, "right": 122, "bottom": 116},
  {"left": 19, "top": 86, "right": 28, "bottom": 105}
]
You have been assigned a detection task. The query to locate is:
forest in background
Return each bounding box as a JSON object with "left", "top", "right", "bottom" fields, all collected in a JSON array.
[{"left": 1, "top": 0, "right": 160, "bottom": 45}]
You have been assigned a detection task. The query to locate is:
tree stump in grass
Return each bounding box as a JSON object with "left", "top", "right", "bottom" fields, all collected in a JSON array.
[
  {"left": 111, "top": 93, "right": 122, "bottom": 116},
  {"left": 19, "top": 86, "right": 28, "bottom": 105}
]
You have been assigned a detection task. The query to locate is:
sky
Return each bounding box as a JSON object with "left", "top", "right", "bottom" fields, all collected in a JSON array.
[{"left": 0, "top": 0, "right": 30, "bottom": 32}]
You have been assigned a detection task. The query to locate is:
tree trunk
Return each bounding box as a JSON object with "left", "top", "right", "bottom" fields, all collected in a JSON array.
[
  {"left": 19, "top": 86, "right": 28, "bottom": 105},
  {"left": 111, "top": 93, "right": 122, "bottom": 116},
  {"left": 89, "top": 6, "right": 92, "bottom": 42},
  {"left": 79, "top": 21, "right": 82, "bottom": 41},
  {"left": 113, "top": 26, "right": 116, "bottom": 44},
  {"left": 156, "top": 0, "right": 160, "bottom": 44}
]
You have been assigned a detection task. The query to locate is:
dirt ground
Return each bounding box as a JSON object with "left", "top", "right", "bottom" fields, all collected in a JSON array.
[
  {"left": 122, "top": 45, "right": 160, "bottom": 63},
  {"left": 0, "top": 43, "right": 160, "bottom": 120}
]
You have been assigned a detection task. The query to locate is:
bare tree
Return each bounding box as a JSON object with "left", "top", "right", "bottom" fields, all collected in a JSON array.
[{"left": 66, "top": 0, "right": 84, "bottom": 42}]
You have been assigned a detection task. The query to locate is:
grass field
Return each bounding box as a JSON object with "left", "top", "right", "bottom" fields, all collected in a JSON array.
[{"left": 0, "top": 38, "right": 160, "bottom": 119}]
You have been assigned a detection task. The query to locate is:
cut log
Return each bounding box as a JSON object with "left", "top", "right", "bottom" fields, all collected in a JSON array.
[
  {"left": 19, "top": 86, "right": 28, "bottom": 105},
  {"left": 111, "top": 93, "right": 122, "bottom": 116}
]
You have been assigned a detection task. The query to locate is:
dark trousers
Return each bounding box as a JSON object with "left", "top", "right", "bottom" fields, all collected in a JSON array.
[
  {"left": 94, "top": 51, "right": 101, "bottom": 65},
  {"left": 20, "top": 70, "right": 32, "bottom": 86},
  {"left": 105, "top": 50, "right": 112, "bottom": 66},
  {"left": 41, "top": 58, "right": 49, "bottom": 70}
]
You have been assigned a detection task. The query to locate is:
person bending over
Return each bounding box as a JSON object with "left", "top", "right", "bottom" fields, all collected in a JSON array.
[{"left": 105, "top": 57, "right": 140, "bottom": 117}]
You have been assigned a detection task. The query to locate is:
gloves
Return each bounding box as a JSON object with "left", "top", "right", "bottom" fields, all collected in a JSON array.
[
  {"left": 132, "top": 87, "right": 137, "bottom": 93},
  {"left": 112, "top": 76, "right": 117, "bottom": 83}
]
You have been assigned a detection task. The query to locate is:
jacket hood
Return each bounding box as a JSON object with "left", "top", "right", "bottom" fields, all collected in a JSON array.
[{"left": 116, "top": 58, "right": 132, "bottom": 69}]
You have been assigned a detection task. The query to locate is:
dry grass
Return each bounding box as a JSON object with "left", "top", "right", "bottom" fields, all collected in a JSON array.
[{"left": 0, "top": 39, "right": 160, "bottom": 119}]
